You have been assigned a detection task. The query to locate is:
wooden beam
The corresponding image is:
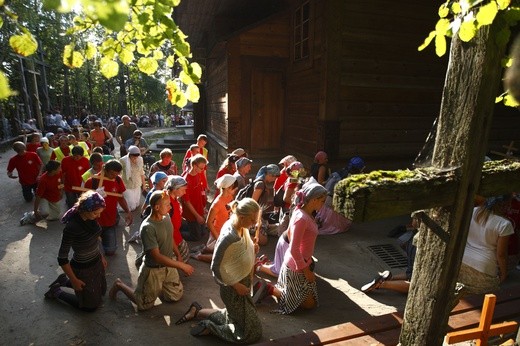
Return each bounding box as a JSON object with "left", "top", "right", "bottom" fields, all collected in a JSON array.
[{"left": 334, "top": 160, "right": 520, "bottom": 222}]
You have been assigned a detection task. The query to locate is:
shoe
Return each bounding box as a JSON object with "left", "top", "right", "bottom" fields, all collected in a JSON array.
[
  {"left": 48, "top": 273, "right": 68, "bottom": 288},
  {"left": 44, "top": 282, "right": 62, "bottom": 299},
  {"left": 175, "top": 301, "right": 202, "bottom": 325},
  {"left": 361, "top": 270, "right": 392, "bottom": 292},
  {"left": 252, "top": 281, "right": 270, "bottom": 304}
]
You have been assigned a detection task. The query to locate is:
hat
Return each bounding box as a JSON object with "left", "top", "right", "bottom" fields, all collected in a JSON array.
[
  {"left": 189, "top": 144, "right": 199, "bottom": 151},
  {"left": 150, "top": 171, "right": 168, "bottom": 184},
  {"left": 165, "top": 175, "right": 188, "bottom": 190},
  {"left": 231, "top": 148, "right": 246, "bottom": 157},
  {"left": 236, "top": 157, "right": 253, "bottom": 169},
  {"left": 128, "top": 145, "right": 140, "bottom": 155},
  {"left": 214, "top": 174, "right": 237, "bottom": 189},
  {"left": 279, "top": 155, "right": 297, "bottom": 165},
  {"left": 227, "top": 154, "right": 239, "bottom": 163},
  {"left": 287, "top": 161, "right": 303, "bottom": 173},
  {"left": 314, "top": 151, "right": 328, "bottom": 163},
  {"left": 133, "top": 130, "right": 142, "bottom": 136},
  {"left": 45, "top": 132, "right": 54, "bottom": 139},
  {"left": 266, "top": 164, "right": 281, "bottom": 177},
  {"left": 348, "top": 156, "right": 365, "bottom": 171},
  {"left": 40, "top": 137, "right": 49, "bottom": 144}
]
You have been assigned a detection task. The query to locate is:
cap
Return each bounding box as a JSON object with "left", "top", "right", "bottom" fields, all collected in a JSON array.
[
  {"left": 133, "top": 130, "right": 142, "bottom": 136},
  {"left": 266, "top": 164, "right": 281, "bottom": 177},
  {"left": 227, "top": 154, "right": 239, "bottom": 163},
  {"left": 236, "top": 157, "right": 253, "bottom": 168},
  {"left": 189, "top": 144, "right": 199, "bottom": 151},
  {"left": 45, "top": 132, "right": 54, "bottom": 139},
  {"left": 214, "top": 174, "right": 237, "bottom": 189},
  {"left": 287, "top": 161, "right": 304, "bottom": 173},
  {"left": 165, "top": 175, "right": 188, "bottom": 190},
  {"left": 128, "top": 145, "right": 140, "bottom": 155},
  {"left": 40, "top": 137, "right": 49, "bottom": 144},
  {"left": 150, "top": 171, "right": 168, "bottom": 184}
]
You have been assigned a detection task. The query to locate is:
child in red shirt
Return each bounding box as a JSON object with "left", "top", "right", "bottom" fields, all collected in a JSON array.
[
  {"left": 34, "top": 160, "right": 64, "bottom": 221},
  {"left": 7, "top": 141, "right": 42, "bottom": 202},
  {"left": 61, "top": 146, "right": 90, "bottom": 208}
]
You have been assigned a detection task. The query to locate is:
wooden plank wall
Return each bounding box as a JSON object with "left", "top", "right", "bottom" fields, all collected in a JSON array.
[{"left": 205, "top": 45, "right": 228, "bottom": 148}]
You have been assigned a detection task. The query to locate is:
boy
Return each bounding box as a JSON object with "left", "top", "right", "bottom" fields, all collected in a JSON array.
[
  {"left": 33, "top": 160, "right": 63, "bottom": 221},
  {"left": 7, "top": 141, "right": 43, "bottom": 202},
  {"left": 180, "top": 154, "right": 208, "bottom": 241},
  {"left": 61, "top": 146, "right": 90, "bottom": 208},
  {"left": 109, "top": 191, "right": 194, "bottom": 310}
]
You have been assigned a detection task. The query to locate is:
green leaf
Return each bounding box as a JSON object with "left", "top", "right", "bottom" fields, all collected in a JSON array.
[
  {"left": 495, "top": 95, "right": 504, "bottom": 103},
  {"left": 476, "top": 1, "right": 498, "bottom": 27},
  {"left": 119, "top": 48, "right": 134, "bottom": 65},
  {"left": 188, "top": 62, "right": 202, "bottom": 82},
  {"left": 451, "top": 2, "right": 462, "bottom": 14},
  {"left": 137, "top": 57, "right": 158, "bottom": 75},
  {"left": 63, "top": 45, "right": 85, "bottom": 69},
  {"left": 166, "top": 55, "right": 175, "bottom": 67},
  {"left": 186, "top": 84, "right": 200, "bottom": 103},
  {"left": 438, "top": 4, "right": 450, "bottom": 18},
  {"left": 42, "top": 0, "right": 61, "bottom": 11},
  {"left": 179, "top": 71, "right": 192, "bottom": 85},
  {"left": 496, "top": 26, "right": 511, "bottom": 48},
  {"left": 435, "top": 33, "right": 447, "bottom": 57},
  {"left": 418, "top": 31, "right": 436, "bottom": 51},
  {"left": 9, "top": 34, "right": 38, "bottom": 56},
  {"left": 504, "top": 94, "right": 520, "bottom": 107},
  {"left": 497, "top": 0, "right": 511, "bottom": 10},
  {"left": 0, "top": 71, "right": 17, "bottom": 100},
  {"left": 94, "top": 1, "right": 129, "bottom": 32},
  {"left": 99, "top": 57, "right": 119, "bottom": 79},
  {"left": 435, "top": 18, "right": 451, "bottom": 34},
  {"left": 0, "top": 17, "right": 3, "bottom": 30},
  {"left": 175, "top": 92, "right": 188, "bottom": 108},
  {"left": 459, "top": 19, "right": 477, "bottom": 42},
  {"left": 153, "top": 50, "right": 164, "bottom": 60},
  {"left": 85, "top": 42, "right": 97, "bottom": 60}
]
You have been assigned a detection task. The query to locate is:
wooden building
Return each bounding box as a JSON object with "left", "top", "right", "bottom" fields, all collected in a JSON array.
[{"left": 176, "top": 0, "right": 520, "bottom": 170}]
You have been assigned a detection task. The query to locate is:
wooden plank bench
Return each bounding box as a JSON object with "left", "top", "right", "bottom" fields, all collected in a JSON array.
[{"left": 260, "top": 285, "right": 520, "bottom": 345}]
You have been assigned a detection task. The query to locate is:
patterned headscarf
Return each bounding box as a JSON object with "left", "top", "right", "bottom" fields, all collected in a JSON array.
[
  {"left": 314, "top": 151, "right": 328, "bottom": 164},
  {"left": 294, "top": 183, "right": 327, "bottom": 208},
  {"left": 61, "top": 191, "right": 106, "bottom": 223}
]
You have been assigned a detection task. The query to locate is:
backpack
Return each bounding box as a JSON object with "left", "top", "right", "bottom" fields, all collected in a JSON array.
[{"left": 236, "top": 179, "right": 263, "bottom": 201}]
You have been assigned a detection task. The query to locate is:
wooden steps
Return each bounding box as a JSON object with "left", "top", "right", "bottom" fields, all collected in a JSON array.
[{"left": 260, "top": 285, "right": 520, "bottom": 345}]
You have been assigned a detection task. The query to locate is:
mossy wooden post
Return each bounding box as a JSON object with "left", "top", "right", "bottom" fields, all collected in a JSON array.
[{"left": 335, "top": 21, "right": 512, "bottom": 345}]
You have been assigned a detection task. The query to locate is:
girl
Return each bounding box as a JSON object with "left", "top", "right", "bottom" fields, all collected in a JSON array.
[{"left": 44, "top": 191, "right": 107, "bottom": 312}]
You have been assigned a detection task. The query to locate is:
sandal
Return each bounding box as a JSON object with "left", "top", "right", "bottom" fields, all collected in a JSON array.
[{"left": 175, "top": 301, "right": 202, "bottom": 325}]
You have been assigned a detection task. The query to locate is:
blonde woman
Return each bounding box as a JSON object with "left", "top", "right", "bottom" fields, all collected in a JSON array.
[{"left": 176, "top": 198, "right": 262, "bottom": 344}]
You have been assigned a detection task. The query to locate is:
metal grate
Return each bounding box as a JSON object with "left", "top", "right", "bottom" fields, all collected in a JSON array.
[{"left": 368, "top": 244, "right": 408, "bottom": 268}]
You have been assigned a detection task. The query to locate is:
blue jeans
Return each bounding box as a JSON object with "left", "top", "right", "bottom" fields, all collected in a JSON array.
[{"left": 101, "top": 225, "right": 117, "bottom": 255}]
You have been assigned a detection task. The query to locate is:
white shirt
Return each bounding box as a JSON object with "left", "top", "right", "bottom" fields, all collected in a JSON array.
[{"left": 462, "top": 207, "right": 513, "bottom": 276}]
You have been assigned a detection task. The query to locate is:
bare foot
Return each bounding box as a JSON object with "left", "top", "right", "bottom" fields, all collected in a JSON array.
[{"left": 109, "top": 278, "right": 121, "bottom": 299}]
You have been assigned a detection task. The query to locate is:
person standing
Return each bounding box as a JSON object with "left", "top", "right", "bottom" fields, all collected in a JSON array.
[
  {"left": 115, "top": 115, "right": 138, "bottom": 157},
  {"left": 44, "top": 191, "right": 107, "bottom": 312},
  {"left": 36, "top": 137, "right": 54, "bottom": 165},
  {"left": 124, "top": 130, "right": 149, "bottom": 155},
  {"left": 119, "top": 145, "right": 147, "bottom": 211},
  {"left": 7, "top": 141, "right": 43, "bottom": 202},
  {"left": 175, "top": 198, "right": 262, "bottom": 344},
  {"left": 84, "top": 160, "right": 133, "bottom": 256},
  {"left": 180, "top": 154, "right": 208, "bottom": 241},
  {"left": 50, "top": 135, "right": 71, "bottom": 162}
]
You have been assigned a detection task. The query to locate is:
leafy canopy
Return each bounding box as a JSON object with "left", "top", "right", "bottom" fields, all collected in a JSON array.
[
  {"left": 0, "top": 0, "right": 200, "bottom": 108},
  {"left": 418, "top": 0, "right": 520, "bottom": 107}
]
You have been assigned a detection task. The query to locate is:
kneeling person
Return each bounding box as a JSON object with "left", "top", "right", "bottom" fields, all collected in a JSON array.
[{"left": 110, "top": 190, "right": 194, "bottom": 310}]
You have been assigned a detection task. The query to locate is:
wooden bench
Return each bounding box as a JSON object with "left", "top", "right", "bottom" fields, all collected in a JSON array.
[{"left": 260, "top": 285, "right": 520, "bottom": 345}]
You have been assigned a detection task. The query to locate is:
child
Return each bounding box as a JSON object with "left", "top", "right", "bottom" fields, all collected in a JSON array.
[
  {"left": 7, "top": 141, "right": 43, "bottom": 202},
  {"left": 109, "top": 190, "right": 194, "bottom": 311},
  {"left": 33, "top": 160, "right": 64, "bottom": 221},
  {"left": 141, "top": 171, "right": 168, "bottom": 218}
]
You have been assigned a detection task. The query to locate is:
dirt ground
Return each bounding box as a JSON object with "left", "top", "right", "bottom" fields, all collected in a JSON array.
[{"left": 1, "top": 130, "right": 518, "bottom": 345}]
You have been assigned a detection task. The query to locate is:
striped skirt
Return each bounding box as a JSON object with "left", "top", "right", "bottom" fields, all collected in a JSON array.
[{"left": 275, "top": 264, "right": 318, "bottom": 314}]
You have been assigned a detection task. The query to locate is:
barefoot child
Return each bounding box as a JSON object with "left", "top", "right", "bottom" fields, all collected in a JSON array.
[{"left": 109, "top": 190, "right": 194, "bottom": 311}]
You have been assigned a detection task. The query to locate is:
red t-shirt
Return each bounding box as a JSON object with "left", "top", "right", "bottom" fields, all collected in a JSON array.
[
  {"left": 36, "top": 172, "right": 63, "bottom": 203},
  {"left": 7, "top": 152, "right": 42, "bottom": 185},
  {"left": 169, "top": 196, "right": 184, "bottom": 245},
  {"left": 181, "top": 171, "right": 205, "bottom": 222},
  {"left": 61, "top": 156, "right": 90, "bottom": 192},
  {"left": 84, "top": 174, "right": 126, "bottom": 227},
  {"left": 274, "top": 169, "right": 289, "bottom": 191},
  {"left": 26, "top": 142, "right": 40, "bottom": 153}
]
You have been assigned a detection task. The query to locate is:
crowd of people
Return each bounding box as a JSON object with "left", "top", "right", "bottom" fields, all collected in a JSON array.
[{"left": 6, "top": 126, "right": 520, "bottom": 344}]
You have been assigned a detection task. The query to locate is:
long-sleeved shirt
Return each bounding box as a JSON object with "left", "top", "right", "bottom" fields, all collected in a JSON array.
[{"left": 284, "top": 208, "right": 318, "bottom": 271}]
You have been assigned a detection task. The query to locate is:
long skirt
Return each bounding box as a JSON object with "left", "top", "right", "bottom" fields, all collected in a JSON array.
[
  {"left": 275, "top": 264, "right": 318, "bottom": 314},
  {"left": 72, "top": 257, "right": 107, "bottom": 309},
  {"left": 122, "top": 187, "right": 141, "bottom": 211},
  {"left": 200, "top": 275, "right": 262, "bottom": 344}
]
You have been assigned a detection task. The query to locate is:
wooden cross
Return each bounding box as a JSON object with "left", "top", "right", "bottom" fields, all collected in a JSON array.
[
  {"left": 445, "top": 294, "right": 518, "bottom": 346},
  {"left": 491, "top": 141, "right": 519, "bottom": 161},
  {"left": 333, "top": 22, "right": 520, "bottom": 345},
  {"left": 73, "top": 171, "right": 123, "bottom": 198}
]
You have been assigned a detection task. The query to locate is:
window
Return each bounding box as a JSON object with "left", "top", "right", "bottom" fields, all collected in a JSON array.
[{"left": 294, "top": 1, "right": 310, "bottom": 61}]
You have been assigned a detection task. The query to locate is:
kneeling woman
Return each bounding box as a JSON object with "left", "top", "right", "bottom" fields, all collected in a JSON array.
[
  {"left": 45, "top": 191, "right": 107, "bottom": 312},
  {"left": 253, "top": 183, "right": 327, "bottom": 314},
  {"left": 176, "top": 198, "right": 262, "bottom": 344}
]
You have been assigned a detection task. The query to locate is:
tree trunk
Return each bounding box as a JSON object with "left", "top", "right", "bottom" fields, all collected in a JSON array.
[{"left": 399, "top": 22, "right": 507, "bottom": 345}]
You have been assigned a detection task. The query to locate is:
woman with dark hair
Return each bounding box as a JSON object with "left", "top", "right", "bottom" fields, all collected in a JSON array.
[
  {"left": 89, "top": 120, "right": 112, "bottom": 148},
  {"left": 310, "top": 151, "right": 330, "bottom": 185},
  {"left": 44, "top": 191, "right": 107, "bottom": 312}
]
